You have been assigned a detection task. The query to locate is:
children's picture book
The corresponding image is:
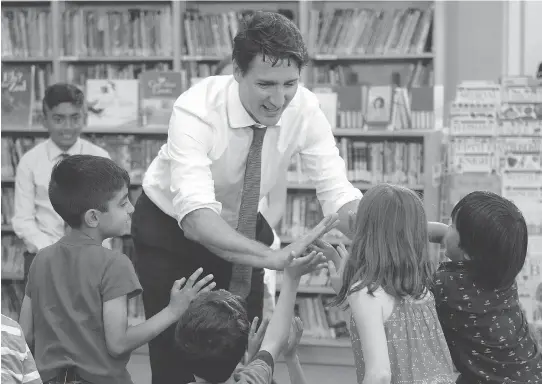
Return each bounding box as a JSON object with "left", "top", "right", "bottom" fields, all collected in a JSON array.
[
  {"left": 1, "top": 65, "right": 34, "bottom": 127},
  {"left": 365, "top": 85, "right": 392, "bottom": 125},
  {"left": 86, "top": 79, "right": 139, "bottom": 128},
  {"left": 139, "top": 71, "right": 184, "bottom": 126}
]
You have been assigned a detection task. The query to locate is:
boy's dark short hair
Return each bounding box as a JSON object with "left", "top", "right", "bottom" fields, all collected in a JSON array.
[
  {"left": 175, "top": 290, "right": 250, "bottom": 383},
  {"left": 49, "top": 155, "right": 130, "bottom": 228},
  {"left": 451, "top": 191, "right": 528, "bottom": 290},
  {"left": 42, "top": 83, "right": 85, "bottom": 115},
  {"left": 233, "top": 11, "right": 309, "bottom": 76}
]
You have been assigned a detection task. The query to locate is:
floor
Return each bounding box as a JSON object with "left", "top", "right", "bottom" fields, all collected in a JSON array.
[{"left": 127, "top": 350, "right": 358, "bottom": 384}]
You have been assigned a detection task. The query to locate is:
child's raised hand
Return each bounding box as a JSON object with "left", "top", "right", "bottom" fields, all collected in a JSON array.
[
  {"left": 327, "top": 243, "right": 349, "bottom": 293},
  {"left": 283, "top": 317, "right": 304, "bottom": 358},
  {"left": 246, "top": 317, "right": 270, "bottom": 363},
  {"left": 167, "top": 268, "right": 216, "bottom": 318},
  {"left": 284, "top": 250, "right": 327, "bottom": 280},
  {"left": 309, "top": 238, "right": 341, "bottom": 267}
]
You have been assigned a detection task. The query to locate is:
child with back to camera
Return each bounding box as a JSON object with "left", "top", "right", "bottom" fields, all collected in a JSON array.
[
  {"left": 174, "top": 247, "right": 330, "bottom": 384},
  {"left": 315, "top": 183, "right": 457, "bottom": 384},
  {"left": 430, "top": 191, "right": 542, "bottom": 383},
  {"left": 18, "top": 155, "right": 215, "bottom": 384}
]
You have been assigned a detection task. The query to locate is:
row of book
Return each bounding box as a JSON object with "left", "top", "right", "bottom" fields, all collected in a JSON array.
[
  {"left": 62, "top": 7, "right": 173, "bottom": 57},
  {"left": 1, "top": 281, "right": 24, "bottom": 321},
  {"left": 1, "top": 8, "right": 52, "bottom": 58},
  {"left": 277, "top": 269, "right": 331, "bottom": 289},
  {"left": 313, "top": 83, "right": 434, "bottom": 130},
  {"left": 2, "top": 65, "right": 435, "bottom": 130},
  {"left": 1, "top": 235, "right": 25, "bottom": 280},
  {"left": 1, "top": 136, "right": 163, "bottom": 183},
  {"left": 286, "top": 140, "right": 425, "bottom": 186},
  {"left": 307, "top": 6, "right": 433, "bottom": 56},
  {"left": 1, "top": 137, "right": 45, "bottom": 178},
  {"left": 2, "top": 188, "right": 14, "bottom": 226},
  {"left": 294, "top": 296, "right": 349, "bottom": 340},
  {"left": 312, "top": 61, "right": 433, "bottom": 88},
  {"left": 182, "top": 10, "right": 245, "bottom": 57},
  {"left": 279, "top": 193, "right": 348, "bottom": 242}
]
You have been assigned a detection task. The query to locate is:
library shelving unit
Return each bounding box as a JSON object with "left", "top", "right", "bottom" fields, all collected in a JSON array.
[{"left": 2, "top": 0, "right": 445, "bottom": 369}]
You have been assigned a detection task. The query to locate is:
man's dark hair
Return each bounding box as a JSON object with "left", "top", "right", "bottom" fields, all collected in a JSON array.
[
  {"left": 451, "top": 191, "right": 528, "bottom": 290},
  {"left": 42, "top": 83, "right": 85, "bottom": 115},
  {"left": 175, "top": 290, "right": 250, "bottom": 383},
  {"left": 49, "top": 155, "right": 130, "bottom": 228},
  {"left": 232, "top": 11, "right": 309, "bottom": 75}
]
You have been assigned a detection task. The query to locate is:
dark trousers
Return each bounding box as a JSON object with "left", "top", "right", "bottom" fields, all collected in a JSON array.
[
  {"left": 24, "top": 251, "right": 36, "bottom": 287},
  {"left": 130, "top": 191, "right": 274, "bottom": 384}
]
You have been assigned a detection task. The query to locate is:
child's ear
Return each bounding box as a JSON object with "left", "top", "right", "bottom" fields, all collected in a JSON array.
[{"left": 83, "top": 209, "right": 100, "bottom": 228}]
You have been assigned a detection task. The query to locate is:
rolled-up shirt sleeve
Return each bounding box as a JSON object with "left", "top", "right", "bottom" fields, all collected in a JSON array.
[
  {"left": 299, "top": 107, "right": 362, "bottom": 216},
  {"left": 166, "top": 104, "right": 222, "bottom": 227}
]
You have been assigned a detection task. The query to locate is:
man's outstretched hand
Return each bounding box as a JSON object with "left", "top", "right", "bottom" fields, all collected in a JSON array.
[{"left": 271, "top": 213, "right": 339, "bottom": 270}]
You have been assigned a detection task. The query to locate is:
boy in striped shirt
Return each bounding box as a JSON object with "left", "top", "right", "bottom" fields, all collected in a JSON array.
[{"left": 1, "top": 315, "right": 42, "bottom": 384}]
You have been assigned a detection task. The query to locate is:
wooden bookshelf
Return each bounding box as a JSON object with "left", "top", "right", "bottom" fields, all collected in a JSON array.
[{"left": 1, "top": 0, "right": 445, "bottom": 370}]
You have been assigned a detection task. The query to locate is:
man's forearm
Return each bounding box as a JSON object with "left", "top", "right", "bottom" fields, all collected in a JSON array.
[
  {"left": 428, "top": 221, "right": 447, "bottom": 244},
  {"left": 337, "top": 200, "right": 447, "bottom": 245},
  {"left": 336, "top": 199, "right": 360, "bottom": 239},
  {"left": 182, "top": 208, "right": 277, "bottom": 269}
]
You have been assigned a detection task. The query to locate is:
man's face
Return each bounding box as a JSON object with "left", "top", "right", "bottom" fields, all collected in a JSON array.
[
  {"left": 44, "top": 102, "right": 86, "bottom": 151},
  {"left": 234, "top": 54, "right": 300, "bottom": 127}
]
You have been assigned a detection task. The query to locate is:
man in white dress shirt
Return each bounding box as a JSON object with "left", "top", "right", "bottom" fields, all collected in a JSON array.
[
  {"left": 130, "top": 11, "right": 361, "bottom": 384},
  {"left": 12, "top": 83, "right": 110, "bottom": 283}
]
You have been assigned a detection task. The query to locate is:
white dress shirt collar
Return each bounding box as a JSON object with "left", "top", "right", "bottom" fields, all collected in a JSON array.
[
  {"left": 46, "top": 138, "right": 82, "bottom": 162},
  {"left": 227, "top": 80, "right": 282, "bottom": 129}
]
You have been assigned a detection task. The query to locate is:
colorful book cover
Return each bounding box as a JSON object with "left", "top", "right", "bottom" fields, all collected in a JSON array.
[
  {"left": 86, "top": 79, "right": 139, "bottom": 128},
  {"left": 139, "top": 71, "right": 184, "bottom": 126},
  {"left": 1, "top": 65, "right": 34, "bottom": 127}
]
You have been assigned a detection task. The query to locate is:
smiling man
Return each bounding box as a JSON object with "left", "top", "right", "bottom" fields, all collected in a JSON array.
[
  {"left": 131, "top": 11, "right": 361, "bottom": 384},
  {"left": 12, "top": 83, "right": 110, "bottom": 284}
]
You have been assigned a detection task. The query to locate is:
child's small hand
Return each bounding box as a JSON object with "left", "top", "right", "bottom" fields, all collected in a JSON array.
[
  {"left": 168, "top": 268, "right": 216, "bottom": 318},
  {"left": 327, "top": 243, "right": 349, "bottom": 293},
  {"left": 284, "top": 250, "right": 327, "bottom": 280},
  {"left": 310, "top": 239, "right": 341, "bottom": 267},
  {"left": 246, "top": 317, "right": 269, "bottom": 363},
  {"left": 283, "top": 317, "right": 304, "bottom": 358}
]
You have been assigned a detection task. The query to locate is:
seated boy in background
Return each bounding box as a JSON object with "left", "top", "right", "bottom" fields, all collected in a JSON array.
[
  {"left": 175, "top": 250, "right": 328, "bottom": 384},
  {"left": 19, "top": 155, "right": 215, "bottom": 384},
  {"left": 11, "top": 83, "right": 110, "bottom": 284}
]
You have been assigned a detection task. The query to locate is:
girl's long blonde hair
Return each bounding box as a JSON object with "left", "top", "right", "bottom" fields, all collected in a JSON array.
[{"left": 334, "top": 184, "right": 434, "bottom": 306}]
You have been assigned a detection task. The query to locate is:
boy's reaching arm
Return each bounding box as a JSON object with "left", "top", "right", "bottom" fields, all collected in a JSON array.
[
  {"left": 283, "top": 317, "right": 308, "bottom": 384},
  {"left": 259, "top": 251, "right": 327, "bottom": 361},
  {"left": 103, "top": 268, "right": 215, "bottom": 357}
]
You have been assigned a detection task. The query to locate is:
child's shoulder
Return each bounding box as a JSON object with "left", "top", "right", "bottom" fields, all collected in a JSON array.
[{"left": 232, "top": 351, "right": 274, "bottom": 384}]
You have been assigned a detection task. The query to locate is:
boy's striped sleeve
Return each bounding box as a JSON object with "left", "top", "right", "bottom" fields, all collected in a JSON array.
[{"left": 1, "top": 315, "right": 42, "bottom": 384}]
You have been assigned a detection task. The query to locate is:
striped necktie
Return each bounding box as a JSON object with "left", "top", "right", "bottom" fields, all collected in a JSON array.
[{"left": 229, "top": 125, "right": 267, "bottom": 298}]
